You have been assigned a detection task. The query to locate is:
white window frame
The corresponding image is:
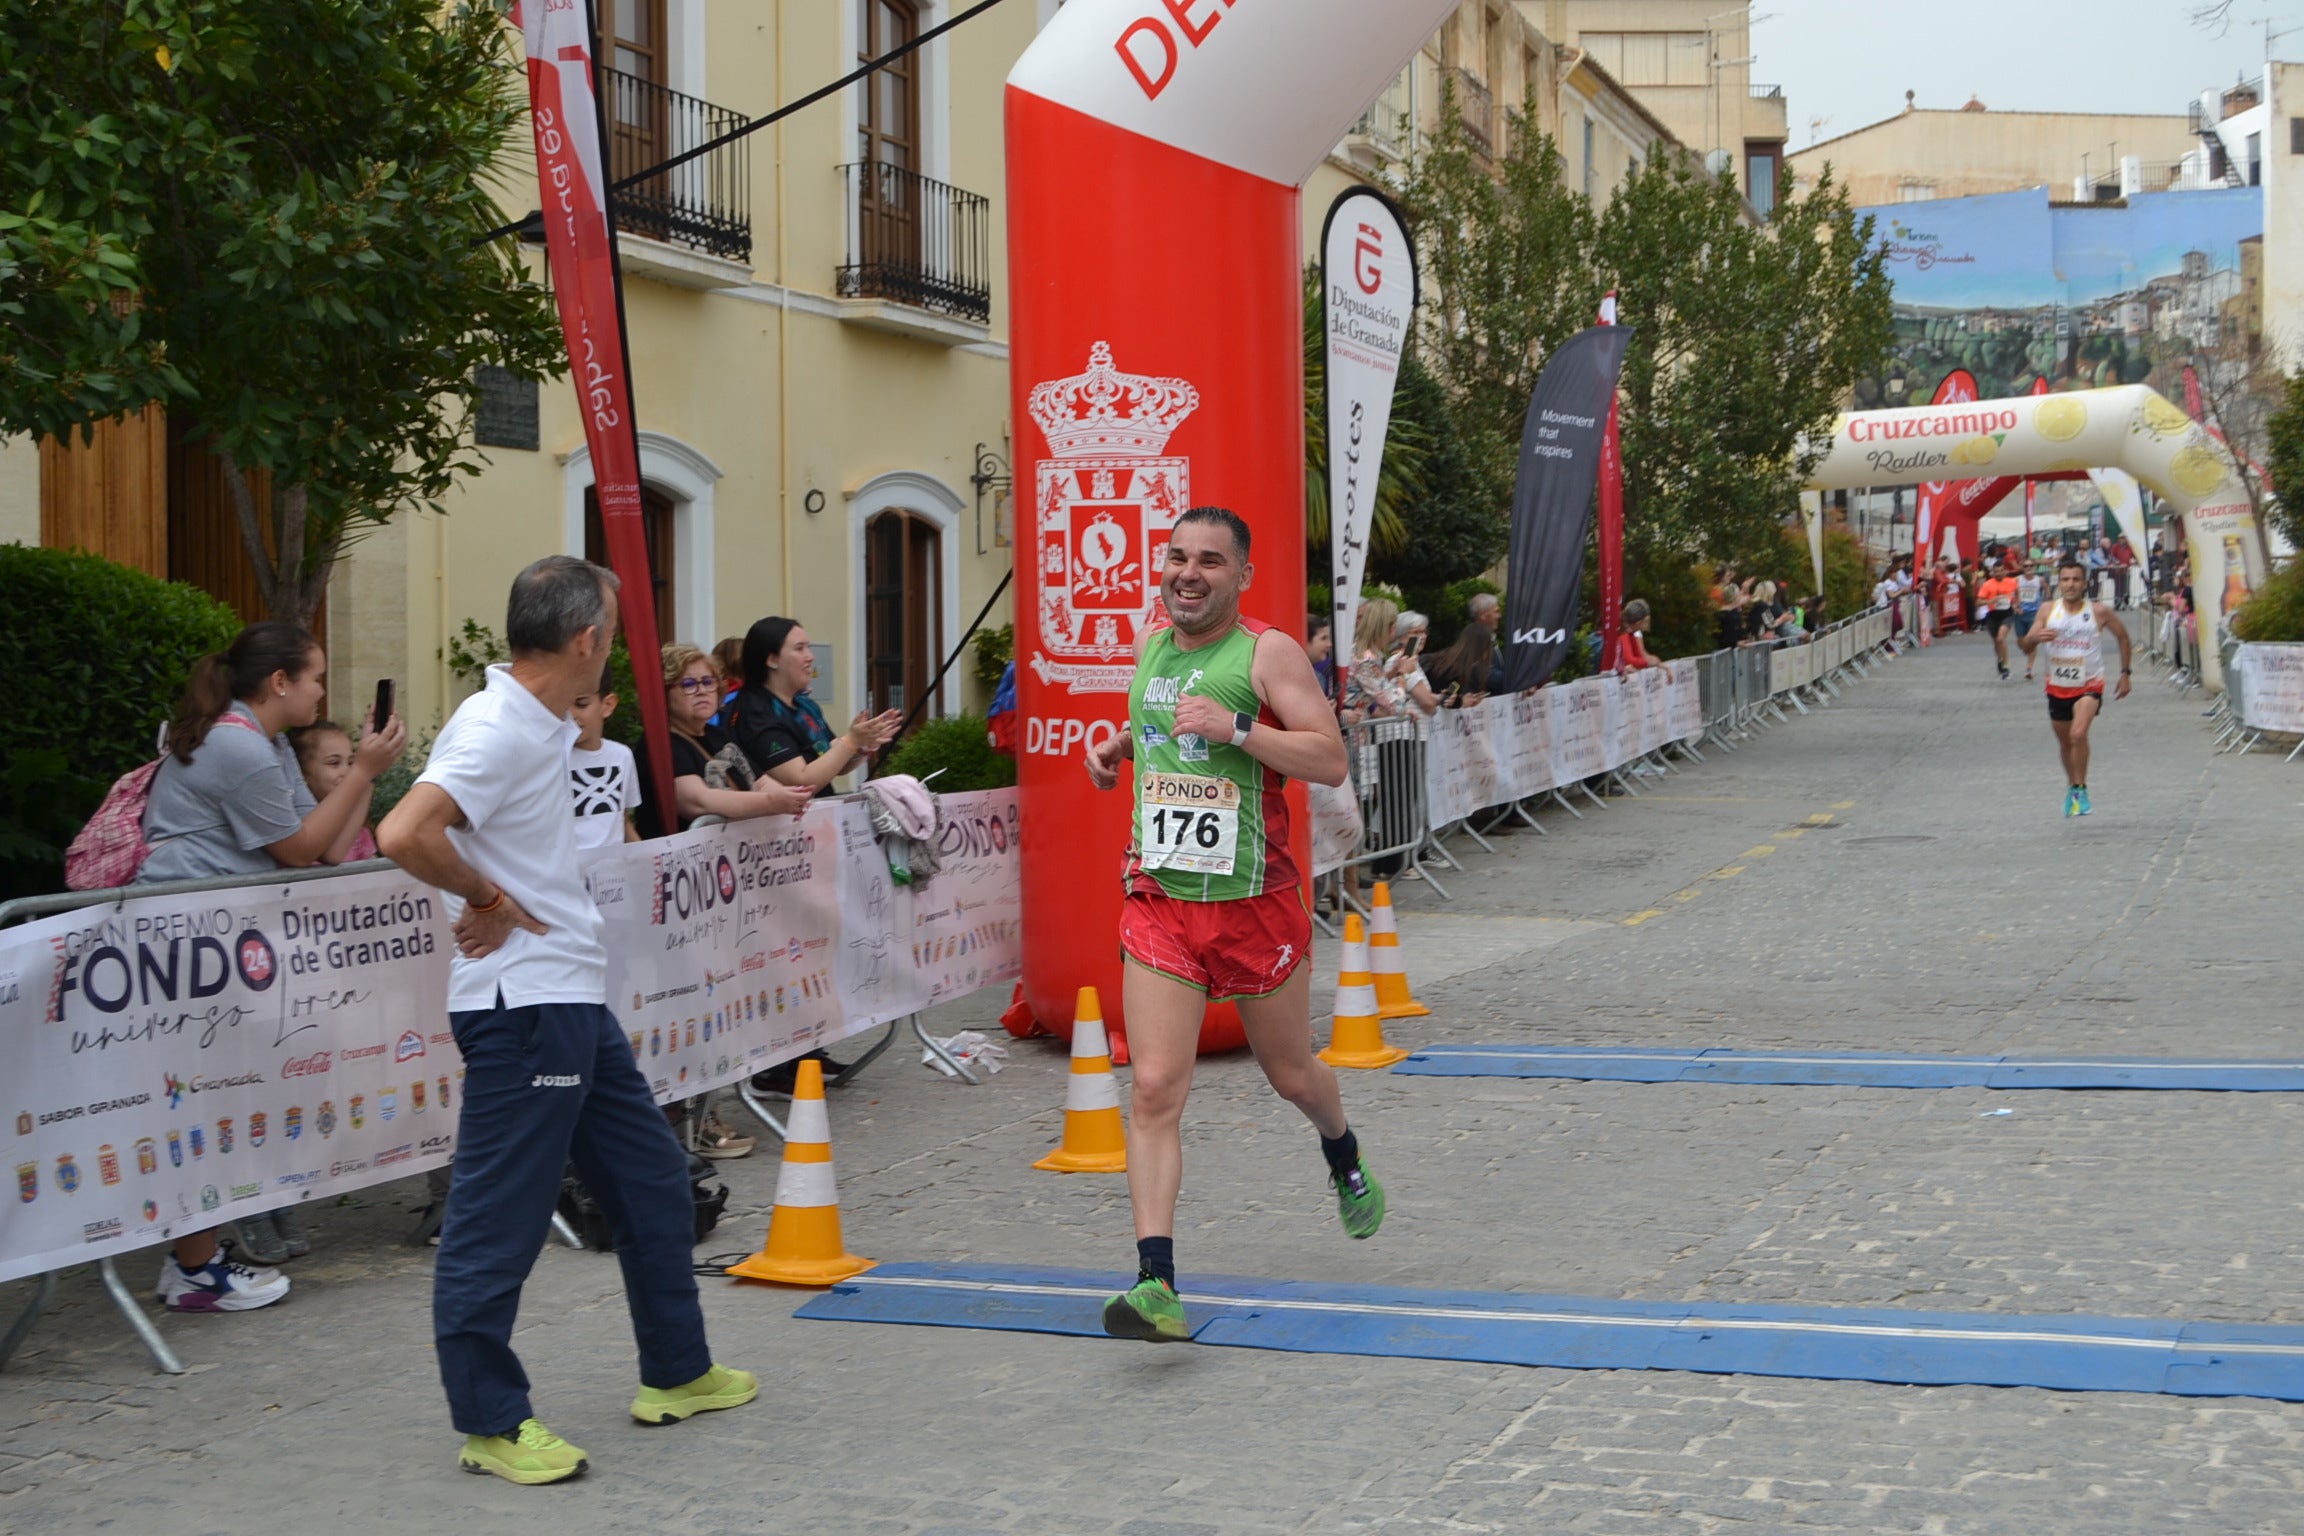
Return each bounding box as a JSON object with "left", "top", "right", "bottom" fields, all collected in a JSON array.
[
  {"left": 846, "top": 469, "right": 963, "bottom": 723},
  {"left": 560, "top": 430, "right": 723, "bottom": 648}
]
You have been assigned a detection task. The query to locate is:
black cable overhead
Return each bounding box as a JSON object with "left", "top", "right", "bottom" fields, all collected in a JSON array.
[{"left": 475, "top": 0, "right": 1016, "bottom": 247}]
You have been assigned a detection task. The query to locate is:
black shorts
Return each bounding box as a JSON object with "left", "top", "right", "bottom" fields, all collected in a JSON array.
[
  {"left": 1983, "top": 610, "right": 2012, "bottom": 636},
  {"left": 2046, "top": 688, "right": 2103, "bottom": 723}
]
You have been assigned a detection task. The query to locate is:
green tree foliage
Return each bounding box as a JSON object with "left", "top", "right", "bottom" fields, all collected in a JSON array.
[
  {"left": 1398, "top": 87, "right": 1895, "bottom": 607},
  {"left": 2261, "top": 369, "right": 2304, "bottom": 553},
  {"left": 0, "top": 0, "right": 564, "bottom": 627},
  {"left": 0, "top": 545, "right": 241, "bottom": 898},
  {"left": 2231, "top": 559, "right": 2304, "bottom": 643},
  {"left": 1304, "top": 260, "right": 1505, "bottom": 601}
]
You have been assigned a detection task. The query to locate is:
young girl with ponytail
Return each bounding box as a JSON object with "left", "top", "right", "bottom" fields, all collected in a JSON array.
[{"left": 140, "top": 621, "right": 407, "bottom": 1311}]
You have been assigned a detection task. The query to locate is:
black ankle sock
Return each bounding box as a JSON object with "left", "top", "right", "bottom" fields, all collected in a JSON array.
[
  {"left": 1136, "top": 1235, "right": 1175, "bottom": 1290},
  {"left": 1320, "top": 1127, "right": 1360, "bottom": 1178}
]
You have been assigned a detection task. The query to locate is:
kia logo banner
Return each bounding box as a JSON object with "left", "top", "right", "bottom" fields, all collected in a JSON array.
[
  {"left": 1496, "top": 326, "right": 1634, "bottom": 694},
  {"left": 1322, "top": 187, "right": 1417, "bottom": 674}
]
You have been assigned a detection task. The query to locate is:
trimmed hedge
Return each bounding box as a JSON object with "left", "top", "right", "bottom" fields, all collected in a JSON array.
[
  {"left": 0, "top": 545, "right": 242, "bottom": 899},
  {"left": 877, "top": 713, "right": 1017, "bottom": 792}
]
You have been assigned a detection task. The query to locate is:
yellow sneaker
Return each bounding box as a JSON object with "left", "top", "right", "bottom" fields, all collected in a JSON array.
[
  {"left": 458, "top": 1418, "right": 588, "bottom": 1485},
  {"left": 630, "top": 1363, "right": 759, "bottom": 1425}
]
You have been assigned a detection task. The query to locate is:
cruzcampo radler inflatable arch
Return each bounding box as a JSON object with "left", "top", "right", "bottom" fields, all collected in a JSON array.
[
  {"left": 1804, "top": 385, "right": 2262, "bottom": 692},
  {"left": 1003, "top": 0, "right": 1455, "bottom": 1052}
]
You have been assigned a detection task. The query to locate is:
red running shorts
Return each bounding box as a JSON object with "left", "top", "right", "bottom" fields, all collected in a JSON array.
[{"left": 1119, "top": 880, "right": 1311, "bottom": 1002}]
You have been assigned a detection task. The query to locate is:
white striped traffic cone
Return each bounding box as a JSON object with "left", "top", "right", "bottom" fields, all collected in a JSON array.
[
  {"left": 1033, "top": 987, "right": 1128, "bottom": 1172},
  {"left": 727, "top": 1059, "right": 872, "bottom": 1285},
  {"left": 1367, "top": 881, "right": 1431, "bottom": 1020},
  {"left": 1320, "top": 914, "right": 1410, "bottom": 1069}
]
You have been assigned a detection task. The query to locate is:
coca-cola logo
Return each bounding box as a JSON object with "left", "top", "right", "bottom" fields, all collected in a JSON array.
[{"left": 282, "top": 1052, "right": 332, "bottom": 1078}]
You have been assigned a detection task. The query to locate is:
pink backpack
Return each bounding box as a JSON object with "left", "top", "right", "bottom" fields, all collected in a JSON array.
[{"left": 65, "top": 714, "right": 262, "bottom": 891}]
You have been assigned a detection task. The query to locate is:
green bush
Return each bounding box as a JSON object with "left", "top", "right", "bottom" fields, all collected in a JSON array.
[
  {"left": 876, "top": 714, "right": 1017, "bottom": 792},
  {"left": 2232, "top": 558, "right": 2304, "bottom": 643},
  {"left": 0, "top": 545, "right": 242, "bottom": 900}
]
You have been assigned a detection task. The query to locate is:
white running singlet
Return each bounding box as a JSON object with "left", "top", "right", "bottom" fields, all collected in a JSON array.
[{"left": 2041, "top": 601, "right": 2105, "bottom": 699}]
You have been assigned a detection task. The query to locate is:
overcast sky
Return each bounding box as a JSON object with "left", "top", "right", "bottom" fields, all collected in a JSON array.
[{"left": 1755, "top": 0, "right": 2297, "bottom": 151}]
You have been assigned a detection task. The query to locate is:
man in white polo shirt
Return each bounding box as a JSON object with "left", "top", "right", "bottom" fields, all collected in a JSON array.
[{"left": 380, "top": 556, "right": 754, "bottom": 1486}]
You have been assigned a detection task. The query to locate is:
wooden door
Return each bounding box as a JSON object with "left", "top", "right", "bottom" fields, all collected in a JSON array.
[
  {"left": 865, "top": 508, "right": 941, "bottom": 719},
  {"left": 854, "top": 0, "right": 921, "bottom": 275}
]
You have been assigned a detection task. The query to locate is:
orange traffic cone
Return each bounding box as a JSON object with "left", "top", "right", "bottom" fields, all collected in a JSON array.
[
  {"left": 727, "top": 1059, "right": 872, "bottom": 1285},
  {"left": 1034, "top": 987, "right": 1128, "bottom": 1172},
  {"left": 1367, "top": 882, "right": 1430, "bottom": 1020},
  {"left": 1320, "top": 914, "right": 1410, "bottom": 1069}
]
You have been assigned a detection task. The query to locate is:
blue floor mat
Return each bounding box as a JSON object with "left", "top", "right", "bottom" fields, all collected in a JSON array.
[
  {"left": 793, "top": 1262, "right": 2304, "bottom": 1401},
  {"left": 1393, "top": 1044, "right": 2304, "bottom": 1092}
]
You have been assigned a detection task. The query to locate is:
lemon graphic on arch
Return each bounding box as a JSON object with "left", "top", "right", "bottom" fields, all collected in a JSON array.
[
  {"left": 1952, "top": 435, "right": 1998, "bottom": 466},
  {"left": 2168, "top": 442, "right": 2229, "bottom": 498},
  {"left": 2034, "top": 396, "right": 2087, "bottom": 442},
  {"left": 2141, "top": 394, "right": 2193, "bottom": 437}
]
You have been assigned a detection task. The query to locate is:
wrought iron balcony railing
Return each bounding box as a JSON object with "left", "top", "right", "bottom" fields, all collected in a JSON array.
[
  {"left": 838, "top": 161, "right": 992, "bottom": 325},
  {"left": 1456, "top": 66, "right": 1495, "bottom": 158},
  {"left": 599, "top": 65, "right": 751, "bottom": 265}
]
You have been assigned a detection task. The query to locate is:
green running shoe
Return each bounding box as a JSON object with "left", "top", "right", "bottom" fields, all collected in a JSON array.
[
  {"left": 2073, "top": 786, "right": 2092, "bottom": 816},
  {"left": 1333, "top": 1156, "right": 1386, "bottom": 1239},
  {"left": 1102, "top": 1273, "right": 1188, "bottom": 1342},
  {"left": 631, "top": 1363, "right": 759, "bottom": 1425},
  {"left": 458, "top": 1418, "right": 588, "bottom": 1485}
]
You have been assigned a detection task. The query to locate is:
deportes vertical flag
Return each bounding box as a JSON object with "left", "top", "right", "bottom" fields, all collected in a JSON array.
[
  {"left": 1495, "top": 325, "right": 1633, "bottom": 694},
  {"left": 1322, "top": 188, "right": 1418, "bottom": 677},
  {"left": 514, "top": 0, "right": 675, "bottom": 819},
  {"left": 1594, "top": 293, "right": 1625, "bottom": 671}
]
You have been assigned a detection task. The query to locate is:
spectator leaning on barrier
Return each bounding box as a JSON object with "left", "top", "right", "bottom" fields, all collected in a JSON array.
[
  {"left": 377, "top": 555, "right": 758, "bottom": 1487},
  {"left": 1388, "top": 610, "right": 1446, "bottom": 721},
  {"left": 143, "top": 620, "right": 407, "bottom": 1307},
  {"left": 1425, "top": 613, "right": 1496, "bottom": 705},
  {"left": 1617, "top": 599, "right": 1660, "bottom": 673},
  {"left": 1344, "top": 596, "right": 1404, "bottom": 721},
  {"left": 1304, "top": 613, "right": 1334, "bottom": 699},
  {"left": 722, "top": 616, "right": 902, "bottom": 796},
  {"left": 647, "top": 642, "right": 813, "bottom": 836},
  {"left": 288, "top": 722, "right": 380, "bottom": 862}
]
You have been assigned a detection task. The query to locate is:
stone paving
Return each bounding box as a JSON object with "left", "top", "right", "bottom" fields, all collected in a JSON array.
[{"left": 3, "top": 631, "right": 2300, "bottom": 1534}]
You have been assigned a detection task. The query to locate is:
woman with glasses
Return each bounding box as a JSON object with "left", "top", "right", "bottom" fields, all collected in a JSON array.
[{"left": 652, "top": 643, "right": 813, "bottom": 835}]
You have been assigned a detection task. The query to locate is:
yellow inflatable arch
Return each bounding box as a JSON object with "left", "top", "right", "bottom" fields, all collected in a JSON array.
[{"left": 1803, "top": 385, "right": 2264, "bottom": 691}]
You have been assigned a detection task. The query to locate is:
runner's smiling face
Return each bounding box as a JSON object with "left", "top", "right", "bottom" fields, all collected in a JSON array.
[{"left": 1162, "top": 520, "right": 1251, "bottom": 638}]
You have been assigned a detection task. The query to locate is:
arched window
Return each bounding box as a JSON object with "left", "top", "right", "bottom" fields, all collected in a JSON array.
[{"left": 865, "top": 507, "right": 943, "bottom": 718}]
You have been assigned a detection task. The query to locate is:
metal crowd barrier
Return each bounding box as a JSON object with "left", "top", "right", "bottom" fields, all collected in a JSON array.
[
  {"left": 0, "top": 819, "right": 958, "bottom": 1376},
  {"left": 1325, "top": 713, "right": 1443, "bottom": 914}
]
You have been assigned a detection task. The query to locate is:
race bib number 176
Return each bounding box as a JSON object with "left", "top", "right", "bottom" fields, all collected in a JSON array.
[{"left": 1139, "top": 771, "right": 1240, "bottom": 876}]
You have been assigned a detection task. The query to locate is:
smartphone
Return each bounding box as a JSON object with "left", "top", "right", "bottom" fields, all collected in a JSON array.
[{"left": 373, "top": 677, "right": 395, "bottom": 730}]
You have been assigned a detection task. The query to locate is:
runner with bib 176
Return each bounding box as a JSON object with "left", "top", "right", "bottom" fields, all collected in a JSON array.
[
  {"left": 1082, "top": 506, "right": 1379, "bottom": 1344},
  {"left": 2018, "top": 556, "right": 2132, "bottom": 818}
]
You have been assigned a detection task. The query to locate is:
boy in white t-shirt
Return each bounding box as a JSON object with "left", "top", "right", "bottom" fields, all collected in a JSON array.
[{"left": 568, "top": 665, "right": 640, "bottom": 850}]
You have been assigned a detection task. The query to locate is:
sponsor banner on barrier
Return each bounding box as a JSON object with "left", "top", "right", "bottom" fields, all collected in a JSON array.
[
  {"left": 1504, "top": 689, "right": 1555, "bottom": 799},
  {"left": 1638, "top": 666, "right": 1669, "bottom": 756},
  {"left": 0, "top": 791, "right": 1021, "bottom": 1284},
  {"left": 1666, "top": 659, "right": 1706, "bottom": 740},
  {"left": 1550, "top": 679, "right": 1609, "bottom": 784},
  {"left": 1308, "top": 780, "right": 1365, "bottom": 878},
  {"left": 1424, "top": 705, "right": 1501, "bottom": 830},
  {"left": 2240, "top": 643, "right": 2304, "bottom": 734}
]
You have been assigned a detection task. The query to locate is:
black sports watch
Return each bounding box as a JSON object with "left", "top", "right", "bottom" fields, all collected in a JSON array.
[{"left": 1230, "top": 711, "right": 1254, "bottom": 746}]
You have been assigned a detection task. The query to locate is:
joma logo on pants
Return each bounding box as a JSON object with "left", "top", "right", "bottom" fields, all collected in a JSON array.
[{"left": 531, "top": 1074, "right": 581, "bottom": 1088}]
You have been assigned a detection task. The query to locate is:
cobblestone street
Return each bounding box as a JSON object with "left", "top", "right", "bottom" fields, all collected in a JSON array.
[{"left": 5, "top": 634, "right": 2300, "bottom": 1534}]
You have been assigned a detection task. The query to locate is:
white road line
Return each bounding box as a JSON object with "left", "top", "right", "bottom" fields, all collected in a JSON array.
[{"left": 839, "top": 1274, "right": 2304, "bottom": 1359}]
